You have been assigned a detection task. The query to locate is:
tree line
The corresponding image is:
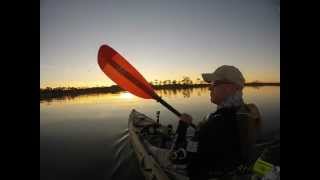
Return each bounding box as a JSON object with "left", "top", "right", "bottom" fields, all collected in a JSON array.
[{"left": 40, "top": 77, "right": 279, "bottom": 100}]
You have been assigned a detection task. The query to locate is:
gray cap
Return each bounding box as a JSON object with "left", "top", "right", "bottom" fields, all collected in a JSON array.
[{"left": 201, "top": 65, "right": 245, "bottom": 88}]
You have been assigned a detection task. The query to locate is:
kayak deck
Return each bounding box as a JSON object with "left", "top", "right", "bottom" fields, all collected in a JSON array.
[{"left": 129, "top": 109, "right": 189, "bottom": 180}]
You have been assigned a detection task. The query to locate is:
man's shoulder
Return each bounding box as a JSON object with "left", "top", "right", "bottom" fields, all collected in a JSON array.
[
  {"left": 206, "top": 111, "right": 225, "bottom": 123},
  {"left": 236, "top": 103, "right": 261, "bottom": 121},
  {"left": 213, "top": 107, "right": 239, "bottom": 119},
  {"left": 236, "top": 105, "right": 251, "bottom": 118},
  {"left": 198, "top": 106, "right": 250, "bottom": 127},
  {"left": 197, "top": 112, "right": 221, "bottom": 129},
  {"left": 204, "top": 110, "right": 228, "bottom": 127},
  {"left": 213, "top": 106, "right": 252, "bottom": 123}
]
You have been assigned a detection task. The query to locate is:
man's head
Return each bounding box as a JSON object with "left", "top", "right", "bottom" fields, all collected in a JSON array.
[{"left": 202, "top": 65, "right": 245, "bottom": 105}]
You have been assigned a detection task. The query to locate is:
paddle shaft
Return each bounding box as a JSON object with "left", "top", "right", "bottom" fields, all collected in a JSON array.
[
  {"left": 155, "top": 95, "right": 196, "bottom": 129},
  {"left": 155, "top": 96, "right": 181, "bottom": 117}
]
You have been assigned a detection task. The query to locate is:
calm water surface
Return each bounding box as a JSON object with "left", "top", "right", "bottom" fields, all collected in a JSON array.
[{"left": 40, "top": 86, "right": 280, "bottom": 180}]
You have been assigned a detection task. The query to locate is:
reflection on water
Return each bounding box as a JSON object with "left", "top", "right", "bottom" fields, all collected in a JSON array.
[
  {"left": 156, "top": 87, "right": 208, "bottom": 98},
  {"left": 40, "top": 86, "right": 279, "bottom": 180},
  {"left": 40, "top": 86, "right": 279, "bottom": 106},
  {"left": 40, "top": 87, "right": 210, "bottom": 105}
]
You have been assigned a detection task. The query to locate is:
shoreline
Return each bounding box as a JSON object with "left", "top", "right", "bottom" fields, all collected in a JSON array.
[{"left": 40, "top": 82, "right": 280, "bottom": 101}]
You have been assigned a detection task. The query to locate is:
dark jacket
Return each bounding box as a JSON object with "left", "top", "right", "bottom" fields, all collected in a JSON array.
[{"left": 187, "top": 105, "right": 254, "bottom": 180}]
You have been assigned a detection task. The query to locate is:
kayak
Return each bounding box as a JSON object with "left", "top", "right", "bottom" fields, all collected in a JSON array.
[{"left": 128, "top": 109, "right": 280, "bottom": 180}]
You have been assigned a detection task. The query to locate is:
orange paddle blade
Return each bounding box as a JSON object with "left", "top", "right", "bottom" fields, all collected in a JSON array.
[{"left": 98, "top": 45, "right": 157, "bottom": 99}]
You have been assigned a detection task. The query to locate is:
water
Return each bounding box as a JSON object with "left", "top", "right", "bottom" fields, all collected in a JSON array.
[{"left": 40, "top": 86, "right": 280, "bottom": 180}]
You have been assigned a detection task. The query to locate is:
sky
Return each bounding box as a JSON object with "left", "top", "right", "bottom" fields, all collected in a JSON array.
[{"left": 40, "top": 0, "right": 280, "bottom": 88}]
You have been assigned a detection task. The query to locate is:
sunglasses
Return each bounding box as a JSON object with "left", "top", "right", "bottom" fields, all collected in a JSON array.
[{"left": 209, "top": 80, "right": 234, "bottom": 90}]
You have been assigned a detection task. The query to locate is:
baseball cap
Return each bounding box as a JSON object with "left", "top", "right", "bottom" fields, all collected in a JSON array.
[{"left": 201, "top": 65, "right": 245, "bottom": 88}]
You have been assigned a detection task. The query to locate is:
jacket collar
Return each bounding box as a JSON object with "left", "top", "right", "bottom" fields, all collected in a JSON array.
[{"left": 217, "top": 91, "right": 244, "bottom": 110}]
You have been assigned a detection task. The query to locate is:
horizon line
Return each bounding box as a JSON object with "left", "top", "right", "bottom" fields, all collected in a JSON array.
[{"left": 40, "top": 81, "right": 280, "bottom": 89}]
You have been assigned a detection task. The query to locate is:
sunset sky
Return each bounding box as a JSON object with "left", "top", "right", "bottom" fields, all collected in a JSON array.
[{"left": 40, "top": 0, "right": 279, "bottom": 88}]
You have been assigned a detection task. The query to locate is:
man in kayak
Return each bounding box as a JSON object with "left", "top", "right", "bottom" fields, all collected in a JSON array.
[{"left": 179, "top": 65, "right": 261, "bottom": 180}]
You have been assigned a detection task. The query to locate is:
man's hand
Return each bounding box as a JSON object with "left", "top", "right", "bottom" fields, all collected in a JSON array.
[{"left": 179, "top": 113, "right": 193, "bottom": 124}]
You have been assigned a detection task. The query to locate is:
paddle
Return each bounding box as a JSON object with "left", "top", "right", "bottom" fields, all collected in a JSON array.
[{"left": 97, "top": 44, "right": 195, "bottom": 129}]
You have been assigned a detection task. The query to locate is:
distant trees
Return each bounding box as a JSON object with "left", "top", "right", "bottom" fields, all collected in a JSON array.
[
  {"left": 154, "top": 79, "right": 158, "bottom": 86},
  {"left": 152, "top": 77, "right": 196, "bottom": 86},
  {"left": 181, "top": 76, "right": 193, "bottom": 85},
  {"left": 196, "top": 78, "right": 201, "bottom": 84},
  {"left": 163, "top": 80, "right": 171, "bottom": 85},
  {"left": 44, "top": 76, "right": 274, "bottom": 101}
]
